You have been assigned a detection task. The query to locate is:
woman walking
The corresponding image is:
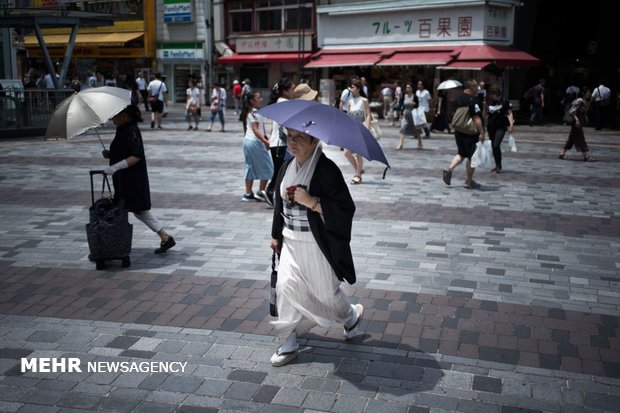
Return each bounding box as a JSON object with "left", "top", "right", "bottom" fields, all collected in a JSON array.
[
  {"left": 102, "top": 105, "right": 176, "bottom": 254},
  {"left": 241, "top": 89, "right": 274, "bottom": 202},
  {"left": 265, "top": 78, "right": 295, "bottom": 206},
  {"left": 396, "top": 82, "right": 421, "bottom": 150},
  {"left": 185, "top": 79, "right": 201, "bottom": 130},
  {"left": 486, "top": 84, "right": 514, "bottom": 173},
  {"left": 559, "top": 88, "right": 595, "bottom": 162},
  {"left": 343, "top": 78, "right": 371, "bottom": 185},
  {"left": 269, "top": 128, "right": 363, "bottom": 367},
  {"left": 431, "top": 89, "right": 452, "bottom": 133},
  {"left": 207, "top": 83, "right": 225, "bottom": 132}
]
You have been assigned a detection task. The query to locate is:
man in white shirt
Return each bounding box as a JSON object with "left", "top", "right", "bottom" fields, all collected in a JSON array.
[
  {"left": 147, "top": 72, "right": 168, "bottom": 129},
  {"left": 43, "top": 72, "right": 57, "bottom": 89},
  {"left": 416, "top": 80, "right": 432, "bottom": 138},
  {"left": 136, "top": 72, "right": 149, "bottom": 112},
  {"left": 381, "top": 86, "right": 393, "bottom": 119},
  {"left": 591, "top": 79, "right": 611, "bottom": 130},
  {"left": 360, "top": 77, "right": 369, "bottom": 97}
]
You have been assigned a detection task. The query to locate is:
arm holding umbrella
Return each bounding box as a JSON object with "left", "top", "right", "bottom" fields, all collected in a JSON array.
[{"left": 102, "top": 155, "right": 141, "bottom": 176}]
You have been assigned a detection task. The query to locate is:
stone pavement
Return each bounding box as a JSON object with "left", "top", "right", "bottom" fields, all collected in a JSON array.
[{"left": 0, "top": 105, "right": 619, "bottom": 412}]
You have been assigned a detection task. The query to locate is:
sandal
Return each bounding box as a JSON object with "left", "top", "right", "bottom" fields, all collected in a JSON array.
[
  {"left": 343, "top": 304, "right": 364, "bottom": 340},
  {"left": 558, "top": 153, "right": 568, "bottom": 160},
  {"left": 270, "top": 347, "right": 298, "bottom": 367},
  {"left": 351, "top": 175, "right": 362, "bottom": 185},
  {"left": 584, "top": 156, "right": 596, "bottom": 162}
]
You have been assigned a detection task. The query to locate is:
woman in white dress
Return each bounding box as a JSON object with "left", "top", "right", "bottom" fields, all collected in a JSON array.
[{"left": 269, "top": 128, "right": 363, "bottom": 367}]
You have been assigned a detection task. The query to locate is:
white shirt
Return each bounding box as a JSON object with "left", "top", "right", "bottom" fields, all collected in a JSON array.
[
  {"left": 381, "top": 87, "right": 393, "bottom": 97},
  {"left": 416, "top": 89, "right": 432, "bottom": 112},
  {"left": 269, "top": 97, "right": 288, "bottom": 147},
  {"left": 592, "top": 85, "right": 611, "bottom": 102},
  {"left": 147, "top": 79, "right": 167, "bottom": 100},
  {"left": 43, "top": 74, "right": 55, "bottom": 89},
  {"left": 136, "top": 77, "right": 146, "bottom": 91},
  {"left": 244, "top": 110, "right": 265, "bottom": 141},
  {"left": 186, "top": 87, "right": 200, "bottom": 106}
]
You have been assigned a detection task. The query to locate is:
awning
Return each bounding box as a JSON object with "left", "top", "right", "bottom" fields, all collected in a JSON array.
[
  {"left": 306, "top": 46, "right": 459, "bottom": 68},
  {"left": 438, "top": 60, "right": 490, "bottom": 70},
  {"left": 453, "top": 45, "right": 539, "bottom": 67},
  {"left": 24, "top": 32, "right": 143, "bottom": 47},
  {"left": 214, "top": 41, "right": 233, "bottom": 57},
  {"left": 218, "top": 53, "right": 311, "bottom": 64},
  {"left": 377, "top": 48, "right": 457, "bottom": 66},
  {"left": 305, "top": 50, "right": 382, "bottom": 68}
]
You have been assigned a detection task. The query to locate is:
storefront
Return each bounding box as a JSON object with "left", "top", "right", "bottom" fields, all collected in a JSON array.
[
  {"left": 217, "top": 34, "right": 313, "bottom": 91},
  {"left": 310, "top": 0, "right": 538, "bottom": 102},
  {"left": 20, "top": 1, "right": 155, "bottom": 87},
  {"left": 155, "top": 0, "right": 210, "bottom": 104},
  {"left": 158, "top": 43, "right": 205, "bottom": 103},
  {"left": 215, "top": 0, "right": 315, "bottom": 92}
]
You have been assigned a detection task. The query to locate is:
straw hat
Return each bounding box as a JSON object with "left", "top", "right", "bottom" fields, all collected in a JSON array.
[{"left": 294, "top": 83, "right": 318, "bottom": 101}]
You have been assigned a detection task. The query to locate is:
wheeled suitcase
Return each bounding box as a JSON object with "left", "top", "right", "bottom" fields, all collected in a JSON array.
[{"left": 86, "top": 170, "right": 133, "bottom": 270}]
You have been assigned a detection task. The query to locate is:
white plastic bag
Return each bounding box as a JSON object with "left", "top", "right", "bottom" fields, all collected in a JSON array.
[
  {"left": 413, "top": 107, "right": 427, "bottom": 127},
  {"left": 508, "top": 134, "right": 517, "bottom": 152},
  {"left": 471, "top": 140, "right": 493, "bottom": 169}
]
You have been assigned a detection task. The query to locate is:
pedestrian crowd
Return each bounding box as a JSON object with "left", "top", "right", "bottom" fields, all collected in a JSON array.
[{"left": 45, "top": 68, "right": 615, "bottom": 370}]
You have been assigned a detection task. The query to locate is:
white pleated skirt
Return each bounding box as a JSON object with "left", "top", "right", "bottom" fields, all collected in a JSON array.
[{"left": 271, "top": 228, "right": 353, "bottom": 339}]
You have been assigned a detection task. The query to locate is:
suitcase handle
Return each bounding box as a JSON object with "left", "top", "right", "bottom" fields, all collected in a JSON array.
[{"left": 89, "top": 170, "right": 113, "bottom": 207}]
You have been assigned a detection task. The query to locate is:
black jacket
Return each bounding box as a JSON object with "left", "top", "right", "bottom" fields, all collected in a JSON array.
[{"left": 271, "top": 153, "right": 357, "bottom": 284}]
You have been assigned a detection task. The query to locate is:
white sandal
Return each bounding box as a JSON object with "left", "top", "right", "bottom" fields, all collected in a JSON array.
[
  {"left": 270, "top": 347, "right": 298, "bottom": 367},
  {"left": 343, "top": 304, "right": 364, "bottom": 340}
]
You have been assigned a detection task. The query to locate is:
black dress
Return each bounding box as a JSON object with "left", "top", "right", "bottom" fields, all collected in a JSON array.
[
  {"left": 109, "top": 121, "right": 151, "bottom": 213},
  {"left": 431, "top": 92, "right": 451, "bottom": 132}
]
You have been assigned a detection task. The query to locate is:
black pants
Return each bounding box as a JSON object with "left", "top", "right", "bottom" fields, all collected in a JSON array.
[
  {"left": 139, "top": 90, "right": 149, "bottom": 112},
  {"left": 563, "top": 125, "right": 589, "bottom": 153},
  {"left": 267, "top": 146, "right": 287, "bottom": 194},
  {"left": 488, "top": 126, "right": 506, "bottom": 168}
]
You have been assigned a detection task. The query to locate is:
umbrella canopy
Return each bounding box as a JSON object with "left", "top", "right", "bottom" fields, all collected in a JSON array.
[
  {"left": 257, "top": 100, "right": 390, "bottom": 169},
  {"left": 437, "top": 79, "right": 463, "bottom": 90},
  {"left": 46, "top": 86, "right": 132, "bottom": 140}
]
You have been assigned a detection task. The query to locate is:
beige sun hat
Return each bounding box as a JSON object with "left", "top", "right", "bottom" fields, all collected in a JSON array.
[{"left": 294, "top": 83, "right": 318, "bottom": 101}]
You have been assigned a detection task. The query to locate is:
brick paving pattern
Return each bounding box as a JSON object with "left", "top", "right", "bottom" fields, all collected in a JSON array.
[{"left": 0, "top": 107, "right": 619, "bottom": 412}]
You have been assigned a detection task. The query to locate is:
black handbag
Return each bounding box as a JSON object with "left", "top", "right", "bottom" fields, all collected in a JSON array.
[{"left": 270, "top": 252, "right": 279, "bottom": 317}]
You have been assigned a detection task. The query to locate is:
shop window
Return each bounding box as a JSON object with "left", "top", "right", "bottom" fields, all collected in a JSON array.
[
  {"left": 284, "top": 6, "right": 312, "bottom": 30},
  {"left": 231, "top": 11, "right": 253, "bottom": 32},
  {"left": 62, "top": 1, "right": 143, "bottom": 20},
  {"left": 257, "top": 9, "right": 282, "bottom": 32},
  {"left": 229, "top": 0, "right": 313, "bottom": 34}
]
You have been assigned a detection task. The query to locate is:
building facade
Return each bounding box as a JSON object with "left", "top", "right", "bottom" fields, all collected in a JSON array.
[
  {"left": 309, "top": 0, "right": 537, "bottom": 104},
  {"left": 155, "top": 0, "right": 211, "bottom": 103},
  {"left": 20, "top": 1, "right": 156, "bottom": 87},
  {"left": 215, "top": 0, "right": 315, "bottom": 94}
]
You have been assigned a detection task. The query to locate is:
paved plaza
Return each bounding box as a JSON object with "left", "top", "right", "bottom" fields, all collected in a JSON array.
[{"left": 0, "top": 106, "right": 619, "bottom": 413}]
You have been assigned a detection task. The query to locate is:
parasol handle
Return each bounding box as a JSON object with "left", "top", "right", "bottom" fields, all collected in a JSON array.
[{"left": 94, "top": 130, "right": 107, "bottom": 150}]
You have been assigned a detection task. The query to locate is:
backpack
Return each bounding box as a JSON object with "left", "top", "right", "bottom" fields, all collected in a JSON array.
[{"left": 451, "top": 104, "right": 478, "bottom": 135}]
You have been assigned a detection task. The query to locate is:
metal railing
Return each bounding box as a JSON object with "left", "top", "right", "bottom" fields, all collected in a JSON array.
[{"left": 0, "top": 89, "right": 74, "bottom": 137}]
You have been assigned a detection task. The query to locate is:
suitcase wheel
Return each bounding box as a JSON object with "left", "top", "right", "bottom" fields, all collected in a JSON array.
[
  {"left": 122, "top": 257, "right": 131, "bottom": 268},
  {"left": 95, "top": 260, "right": 105, "bottom": 270}
]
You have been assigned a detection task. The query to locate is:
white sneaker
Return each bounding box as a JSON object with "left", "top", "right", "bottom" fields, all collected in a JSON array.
[
  {"left": 343, "top": 303, "right": 364, "bottom": 340},
  {"left": 270, "top": 346, "right": 298, "bottom": 367}
]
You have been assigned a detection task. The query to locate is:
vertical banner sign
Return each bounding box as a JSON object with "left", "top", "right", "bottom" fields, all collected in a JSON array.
[{"left": 164, "top": 0, "right": 193, "bottom": 24}]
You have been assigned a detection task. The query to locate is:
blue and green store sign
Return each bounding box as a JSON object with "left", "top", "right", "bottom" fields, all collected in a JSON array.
[{"left": 164, "top": 0, "right": 193, "bottom": 24}]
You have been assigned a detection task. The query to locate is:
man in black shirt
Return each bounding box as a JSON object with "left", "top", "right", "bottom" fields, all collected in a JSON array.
[{"left": 442, "top": 79, "right": 486, "bottom": 189}]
